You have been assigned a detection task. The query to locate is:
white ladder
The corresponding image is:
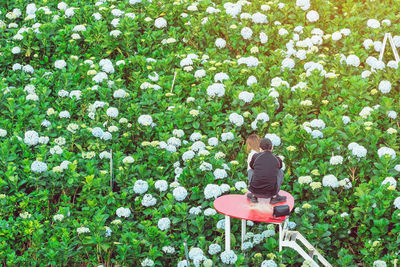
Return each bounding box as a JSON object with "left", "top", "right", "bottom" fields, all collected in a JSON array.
[{"left": 280, "top": 221, "right": 332, "bottom": 267}]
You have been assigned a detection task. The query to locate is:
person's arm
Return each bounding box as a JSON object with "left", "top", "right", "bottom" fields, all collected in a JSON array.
[
  {"left": 249, "top": 153, "right": 257, "bottom": 169},
  {"left": 276, "top": 156, "right": 283, "bottom": 169}
]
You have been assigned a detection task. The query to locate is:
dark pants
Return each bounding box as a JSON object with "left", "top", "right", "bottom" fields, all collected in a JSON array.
[{"left": 248, "top": 170, "right": 284, "bottom": 198}]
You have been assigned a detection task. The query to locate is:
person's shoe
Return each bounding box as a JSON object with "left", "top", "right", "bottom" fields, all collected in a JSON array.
[
  {"left": 247, "top": 193, "right": 258, "bottom": 203},
  {"left": 270, "top": 194, "right": 286, "bottom": 204}
]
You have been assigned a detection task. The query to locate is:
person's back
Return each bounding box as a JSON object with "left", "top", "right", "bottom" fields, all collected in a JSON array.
[
  {"left": 249, "top": 150, "right": 282, "bottom": 196},
  {"left": 247, "top": 137, "right": 286, "bottom": 204}
]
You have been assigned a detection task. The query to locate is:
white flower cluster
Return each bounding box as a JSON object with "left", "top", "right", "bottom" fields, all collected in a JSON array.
[
  {"left": 381, "top": 177, "right": 396, "bottom": 188},
  {"left": 208, "top": 244, "right": 221, "bottom": 255},
  {"left": 377, "top": 147, "right": 396, "bottom": 159},
  {"left": 238, "top": 91, "right": 254, "bottom": 103},
  {"left": 241, "top": 27, "right": 253, "bottom": 39},
  {"left": 378, "top": 80, "right": 391, "bottom": 94},
  {"left": 214, "top": 72, "right": 229, "bottom": 82},
  {"left": 220, "top": 250, "right": 237, "bottom": 265},
  {"left": 207, "top": 83, "right": 225, "bottom": 98},
  {"left": 261, "top": 260, "right": 278, "bottom": 267},
  {"left": 204, "top": 184, "right": 222, "bottom": 199},
  {"left": 76, "top": 226, "right": 90, "bottom": 234},
  {"left": 329, "top": 155, "right": 343, "bottom": 165},
  {"left": 116, "top": 207, "right": 131, "bottom": 218},
  {"left": 154, "top": 17, "right": 167, "bottom": 28},
  {"left": 133, "top": 180, "right": 148, "bottom": 194},
  {"left": 264, "top": 133, "right": 281, "bottom": 146},
  {"left": 359, "top": 106, "right": 373, "bottom": 118},
  {"left": 31, "top": 160, "right": 47, "bottom": 173},
  {"left": 322, "top": 175, "right": 339, "bottom": 188},
  {"left": 394, "top": 197, "right": 400, "bottom": 209},
  {"left": 173, "top": 186, "right": 188, "bottom": 201},
  {"left": 162, "top": 246, "right": 175, "bottom": 254},
  {"left": 221, "top": 132, "right": 234, "bottom": 142},
  {"left": 157, "top": 217, "right": 171, "bottom": 231},
  {"left": 298, "top": 176, "right": 312, "bottom": 184},
  {"left": 224, "top": 2, "right": 241, "bottom": 18},
  {"left": 24, "top": 130, "right": 39, "bottom": 146},
  {"left": 141, "top": 194, "right": 157, "bottom": 207},
  {"left": 229, "top": 113, "right": 244, "bottom": 127},
  {"left": 199, "top": 162, "right": 213, "bottom": 171},
  {"left": 141, "top": 258, "right": 154, "bottom": 267},
  {"left": 155, "top": 180, "right": 168, "bottom": 192},
  {"left": 53, "top": 214, "right": 64, "bottom": 222},
  {"left": 138, "top": 115, "right": 154, "bottom": 127},
  {"left": 213, "top": 168, "right": 227, "bottom": 179},
  {"left": 237, "top": 56, "right": 259, "bottom": 67},
  {"left": 348, "top": 142, "right": 367, "bottom": 158}
]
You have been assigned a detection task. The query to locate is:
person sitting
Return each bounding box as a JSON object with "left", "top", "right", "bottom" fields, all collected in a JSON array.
[
  {"left": 245, "top": 134, "right": 262, "bottom": 185},
  {"left": 247, "top": 138, "right": 286, "bottom": 204}
]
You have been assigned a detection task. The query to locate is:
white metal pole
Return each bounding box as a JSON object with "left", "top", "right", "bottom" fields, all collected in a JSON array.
[
  {"left": 170, "top": 71, "right": 177, "bottom": 93},
  {"left": 379, "top": 33, "right": 388, "bottom": 62},
  {"left": 241, "top": 219, "right": 246, "bottom": 250},
  {"left": 225, "top": 215, "right": 231, "bottom": 251},
  {"left": 110, "top": 148, "right": 113, "bottom": 189},
  {"left": 279, "top": 223, "right": 282, "bottom": 252},
  {"left": 388, "top": 33, "right": 400, "bottom": 62}
]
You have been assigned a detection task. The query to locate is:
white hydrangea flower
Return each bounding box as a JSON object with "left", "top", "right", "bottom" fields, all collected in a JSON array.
[
  {"left": 367, "top": 19, "right": 380, "bottom": 29},
  {"left": 76, "top": 226, "right": 90, "bottom": 234},
  {"left": 141, "top": 258, "right": 154, "bottom": 267},
  {"left": 306, "top": 10, "right": 319, "bottom": 22},
  {"left": 261, "top": 260, "right": 277, "bottom": 267},
  {"left": 377, "top": 147, "right": 396, "bottom": 159},
  {"left": 387, "top": 110, "right": 397, "bottom": 119},
  {"left": 264, "top": 133, "right": 281, "bottom": 146},
  {"left": 221, "top": 132, "right": 234, "bottom": 142},
  {"left": 379, "top": 80, "right": 391, "bottom": 94},
  {"left": 157, "top": 217, "right": 171, "bottom": 231},
  {"left": 141, "top": 194, "right": 157, "bottom": 207},
  {"left": 298, "top": 176, "right": 312, "bottom": 184},
  {"left": 54, "top": 60, "right": 67, "bottom": 69},
  {"left": 207, "top": 83, "right": 225, "bottom": 98},
  {"left": 208, "top": 244, "right": 221, "bottom": 255},
  {"left": 373, "top": 260, "right": 387, "bottom": 267},
  {"left": 122, "top": 156, "right": 135, "bottom": 164},
  {"left": 24, "top": 130, "right": 39, "bottom": 146},
  {"left": 330, "top": 156, "right": 343, "bottom": 165},
  {"left": 138, "top": 115, "right": 153, "bottom": 126},
  {"left": 241, "top": 27, "right": 253, "bottom": 39},
  {"left": 204, "top": 184, "right": 222, "bottom": 199},
  {"left": 173, "top": 187, "right": 188, "bottom": 201},
  {"left": 189, "top": 206, "right": 202, "bottom": 215},
  {"left": 229, "top": 113, "right": 244, "bottom": 127},
  {"left": 213, "top": 168, "right": 227, "bottom": 180},
  {"left": 322, "top": 175, "right": 339, "bottom": 188},
  {"left": 215, "top": 38, "right": 226, "bottom": 48},
  {"left": 154, "top": 17, "right": 167, "bottom": 28},
  {"left": 238, "top": 91, "right": 254, "bottom": 103},
  {"left": 182, "top": 150, "right": 195, "bottom": 161},
  {"left": 381, "top": 177, "right": 396, "bottom": 188},
  {"left": 31, "top": 160, "right": 47, "bottom": 173},
  {"left": 220, "top": 250, "right": 237, "bottom": 265},
  {"left": 155, "top": 180, "right": 168, "bottom": 192},
  {"left": 393, "top": 197, "right": 400, "bottom": 209},
  {"left": 134, "top": 180, "right": 149, "bottom": 194},
  {"left": 116, "top": 207, "right": 131, "bottom": 218}
]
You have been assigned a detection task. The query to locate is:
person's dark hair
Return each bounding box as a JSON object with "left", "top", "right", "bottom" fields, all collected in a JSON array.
[{"left": 259, "top": 138, "right": 272, "bottom": 150}]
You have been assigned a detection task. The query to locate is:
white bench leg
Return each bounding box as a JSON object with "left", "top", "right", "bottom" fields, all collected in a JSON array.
[
  {"left": 241, "top": 219, "right": 246, "bottom": 250},
  {"left": 225, "top": 215, "right": 230, "bottom": 251},
  {"left": 279, "top": 223, "right": 282, "bottom": 252}
]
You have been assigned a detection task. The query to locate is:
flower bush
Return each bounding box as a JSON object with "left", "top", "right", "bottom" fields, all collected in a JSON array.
[{"left": 0, "top": 0, "right": 399, "bottom": 266}]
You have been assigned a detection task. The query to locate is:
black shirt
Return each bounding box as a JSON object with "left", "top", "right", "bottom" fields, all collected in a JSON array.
[{"left": 249, "top": 150, "right": 282, "bottom": 195}]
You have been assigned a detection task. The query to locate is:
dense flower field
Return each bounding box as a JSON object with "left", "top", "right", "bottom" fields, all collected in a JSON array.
[{"left": 0, "top": 0, "right": 399, "bottom": 266}]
